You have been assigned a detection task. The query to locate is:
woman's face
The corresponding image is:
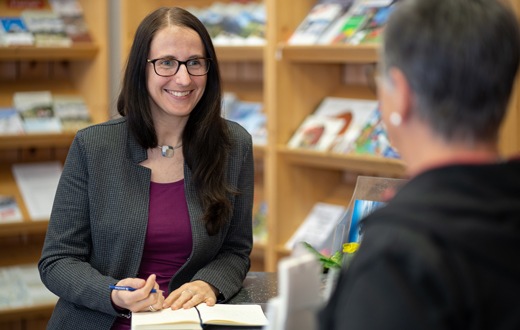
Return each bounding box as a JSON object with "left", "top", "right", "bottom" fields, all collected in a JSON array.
[{"left": 146, "top": 25, "right": 207, "bottom": 121}]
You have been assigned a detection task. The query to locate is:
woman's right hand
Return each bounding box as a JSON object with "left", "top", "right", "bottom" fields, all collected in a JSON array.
[{"left": 111, "top": 274, "right": 164, "bottom": 313}]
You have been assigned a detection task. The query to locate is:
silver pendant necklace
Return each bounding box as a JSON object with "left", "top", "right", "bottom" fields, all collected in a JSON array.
[{"left": 157, "top": 143, "right": 182, "bottom": 158}]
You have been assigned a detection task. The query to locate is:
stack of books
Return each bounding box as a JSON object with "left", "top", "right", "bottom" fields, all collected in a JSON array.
[{"left": 0, "top": 0, "right": 92, "bottom": 47}]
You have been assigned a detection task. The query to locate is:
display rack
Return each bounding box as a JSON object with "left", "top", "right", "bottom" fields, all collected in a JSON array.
[
  {"left": 0, "top": 0, "right": 108, "bottom": 328},
  {"left": 1, "top": 4, "right": 519, "bottom": 330},
  {"left": 263, "top": 0, "right": 520, "bottom": 271}
]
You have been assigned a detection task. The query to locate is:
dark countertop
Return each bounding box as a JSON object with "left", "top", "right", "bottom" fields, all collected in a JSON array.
[{"left": 228, "top": 272, "right": 278, "bottom": 308}]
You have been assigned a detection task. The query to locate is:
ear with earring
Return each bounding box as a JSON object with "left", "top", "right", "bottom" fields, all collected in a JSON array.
[{"left": 389, "top": 112, "right": 402, "bottom": 127}]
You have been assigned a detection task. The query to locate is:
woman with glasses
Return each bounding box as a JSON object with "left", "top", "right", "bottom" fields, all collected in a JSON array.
[{"left": 39, "top": 7, "right": 254, "bottom": 330}]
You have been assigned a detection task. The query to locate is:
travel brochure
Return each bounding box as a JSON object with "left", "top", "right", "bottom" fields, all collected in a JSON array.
[
  {"left": 0, "top": 91, "right": 92, "bottom": 135},
  {"left": 287, "top": 96, "right": 400, "bottom": 159},
  {"left": 290, "top": 0, "right": 396, "bottom": 45},
  {"left": 0, "top": 0, "right": 92, "bottom": 47}
]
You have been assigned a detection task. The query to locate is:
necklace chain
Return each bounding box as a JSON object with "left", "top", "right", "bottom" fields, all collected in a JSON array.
[{"left": 157, "top": 143, "right": 182, "bottom": 158}]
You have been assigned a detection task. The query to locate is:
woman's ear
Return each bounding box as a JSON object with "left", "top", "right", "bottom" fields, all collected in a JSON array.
[{"left": 388, "top": 67, "right": 413, "bottom": 123}]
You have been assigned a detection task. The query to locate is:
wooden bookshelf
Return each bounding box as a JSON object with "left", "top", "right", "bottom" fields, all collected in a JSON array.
[
  {"left": 263, "top": 0, "right": 520, "bottom": 271},
  {"left": 0, "top": 45, "right": 99, "bottom": 60},
  {"left": 0, "top": 0, "right": 108, "bottom": 328}
]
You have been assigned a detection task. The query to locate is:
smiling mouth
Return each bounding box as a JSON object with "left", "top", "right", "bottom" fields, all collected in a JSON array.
[{"left": 167, "top": 90, "right": 191, "bottom": 97}]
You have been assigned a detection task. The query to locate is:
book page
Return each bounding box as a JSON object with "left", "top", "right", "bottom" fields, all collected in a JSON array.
[
  {"left": 285, "top": 202, "right": 346, "bottom": 251},
  {"left": 131, "top": 308, "right": 200, "bottom": 330},
  {"left": 198, "top": 303, "right": 268, "bottom": 326},
  {"left": 11, "top": 161, "right": 62, "bottom": 221},
  {"left": 277, "top": 253, "right": 322, "bottom": 330}
]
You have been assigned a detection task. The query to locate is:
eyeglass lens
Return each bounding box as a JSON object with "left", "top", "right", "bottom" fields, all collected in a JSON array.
[{"left": 152, "top": 58, "right": 209, "bottom": 76}]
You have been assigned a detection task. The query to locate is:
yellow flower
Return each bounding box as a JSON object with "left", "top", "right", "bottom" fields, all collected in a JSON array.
[{"left": 343, "top": 242, "right": 360, "bottom": 254}]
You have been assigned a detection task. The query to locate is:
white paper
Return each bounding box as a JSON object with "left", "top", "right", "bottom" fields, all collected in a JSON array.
[
  {"left": 285, "top": 202, "right": 346, "bottom": 250},
  {"left": 0, "top": 264, "right": 57, "bottom": 309},
  {"left": 131, "top": 303, "right": 268, "bottom": 330},
  {"left": 277, "top": 252, "right": 323, "bottom": 330},
  {"left": 12, "top": 161, "right": 62, "bottom": 221}
]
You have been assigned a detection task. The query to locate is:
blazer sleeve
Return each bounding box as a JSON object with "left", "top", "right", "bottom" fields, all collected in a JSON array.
[{"left": 38, "top": 133, "right": 122, "bottom": 316}]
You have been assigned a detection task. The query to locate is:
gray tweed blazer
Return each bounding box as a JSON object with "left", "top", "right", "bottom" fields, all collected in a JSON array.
[{"left": 38, "top": 117, "right": 254, "bottom": 330}]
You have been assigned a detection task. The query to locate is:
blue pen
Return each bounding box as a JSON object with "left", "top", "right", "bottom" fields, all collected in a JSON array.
[{"left": 109, "top": 285, "right": 157, "bottom": 293}]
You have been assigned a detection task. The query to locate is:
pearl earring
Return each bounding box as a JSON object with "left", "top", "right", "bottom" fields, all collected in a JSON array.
[{"left": 389, "top": 112, "right": 402, "bottom": 126}]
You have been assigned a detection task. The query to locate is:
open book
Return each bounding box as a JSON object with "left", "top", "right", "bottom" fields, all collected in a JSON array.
[{"left": 131, "top": 303, "right": 268, "bottom": 330}]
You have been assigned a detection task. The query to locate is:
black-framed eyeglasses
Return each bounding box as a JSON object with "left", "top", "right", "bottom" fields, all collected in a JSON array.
[{"left": 147, "top": 57, "right": 211, "bottom": 77}]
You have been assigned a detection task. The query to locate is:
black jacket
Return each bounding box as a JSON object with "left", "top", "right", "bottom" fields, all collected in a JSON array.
[{"left": 319, "top": 159, "right": 520, "bottom": 330}]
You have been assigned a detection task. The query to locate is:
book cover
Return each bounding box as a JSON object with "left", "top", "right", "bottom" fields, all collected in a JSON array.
[
  {"left": 211, "top": 2, "right": 266, "bottom": 46},
  {"left": 288, "top": 114, "right": 346, "bottom": 151},
  {"left": 49, "top": 0, "right": 93, "bottom": 43},
  {"left": 347, "top": 199, "right": 385, "bottom": 242},
  {"left": 0, "top": 16, "right": 34, "bottom": 46},
  {"left": 189, "top": 2, "right": 265, "bottom": 46},
  {"left": 0, "top": 108, "right": 25, "bottom": 134},
  {"left": 285, "top": 202, "right": 346, "bottom": 252},
  {"left": 349, "top": 3, "right": 395, "bottom": 44},
  {"left": 312, "top": 96, "right": 378, "bottom": 152},
  {"left": 329, "top": 1, "right": 370, "bottom": 44},
  {"left": 13, "top": 90, "right": 54, "bottom": 119},
  {"left": 52, "top": 94, "right": 92, "bottom": 132},
  {"left": 0, "top": 195, "right": 23, "bottom": 223},
  {"left": 330, "top": 0, "right": 392, "bottom": 44},
  {"left": 21, "top": 10, "right": 72, "bottom": 47},
  {"left": 13, "top": 90, "right": 62, "bottom": 133},
  {"left": 131, "top": 303, "right": 268, "bottom": 330},
  {"left": 347, "top": 107, "right": 400, "bottom": 158},
  {"left": 288, "top": 3, "right": 345, "bottom": 45},
  {"left": 317, "top": 8, "right": 353, "bottom": 44},
  {"left": 61, "top": 15, "right": 92, "bottom": 43},
  {"left": 224, "top": 99, "right": 266, "bottom": 146}
]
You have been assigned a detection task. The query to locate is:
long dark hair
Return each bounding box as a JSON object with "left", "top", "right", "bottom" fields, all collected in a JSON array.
[{"left": 117, "top": 7, "right": 235, "bottom": 235}]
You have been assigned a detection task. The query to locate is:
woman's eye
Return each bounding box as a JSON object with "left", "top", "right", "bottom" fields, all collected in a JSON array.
[
  {"left": 160, "top": 59, "right": 175, "bottom": 67},
  {"left": 187, "top": 59, "right": 201, "bottom": 66}
]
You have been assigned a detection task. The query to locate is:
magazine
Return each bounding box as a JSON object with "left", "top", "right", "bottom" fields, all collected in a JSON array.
[
  {"left": 0, "top": 195, "right": 23, "bottom": 223},
  {"left": 288, "top": 3, "right": 346, "bottom": 45},
  {"left": 287, "top": 114, "right": 346, "bottom": 151},
  {"left": 0, "top": 108, "right": 24, "bottom": 134},
  {"left": 0, "top": 16, "right": 34, "bottom": 45},
  {"left": 312, "top": 97, "right": 378, "bottom": 152}
]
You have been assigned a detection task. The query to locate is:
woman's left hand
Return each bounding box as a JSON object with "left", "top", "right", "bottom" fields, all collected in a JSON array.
[{"left": 163, "top": 280, "right": 219, "bottom": 310}]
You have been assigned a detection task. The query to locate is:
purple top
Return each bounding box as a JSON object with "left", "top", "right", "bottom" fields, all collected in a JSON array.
[{"left": 112, "top": 179, "right": 192, "bottom": 330}]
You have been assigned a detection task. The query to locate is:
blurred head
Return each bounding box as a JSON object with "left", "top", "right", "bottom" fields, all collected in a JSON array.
[
  {"left": 117, "top": 7, "right": 223, "bottom": 148},
  {"left": 379, "top": 0, "right": 520, "bottom": 145}
]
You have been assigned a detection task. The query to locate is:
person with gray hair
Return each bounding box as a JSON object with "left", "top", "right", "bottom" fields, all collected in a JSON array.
[{"left": 319, "top": 0, "right": 520, "bottom": 329}]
